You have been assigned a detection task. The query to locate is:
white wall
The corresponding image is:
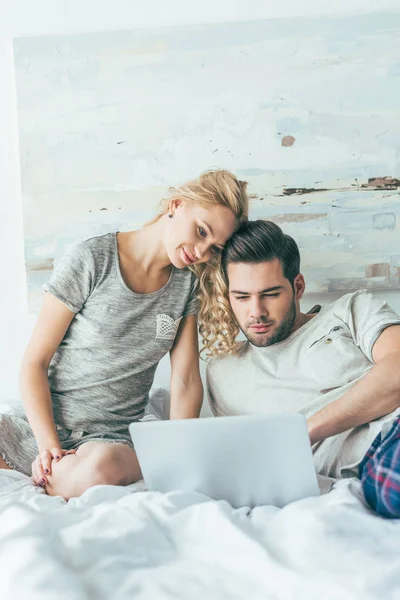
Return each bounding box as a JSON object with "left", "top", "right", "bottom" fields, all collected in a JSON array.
[{"left": 1, "top": 0, "right": 400, "bottom": 405}]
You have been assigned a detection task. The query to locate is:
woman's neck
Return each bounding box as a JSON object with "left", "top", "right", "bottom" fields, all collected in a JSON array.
[{"left": 121, "top": 217, "right": 171, "bottom": 275}]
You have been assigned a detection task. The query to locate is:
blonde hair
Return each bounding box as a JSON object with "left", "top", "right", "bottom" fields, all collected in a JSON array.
[
  {"left": 153, "top": 169, "right": 249, "bottom": 357},
  {"left": 197, "top": 253, "right": 243, "bottom": 358}
]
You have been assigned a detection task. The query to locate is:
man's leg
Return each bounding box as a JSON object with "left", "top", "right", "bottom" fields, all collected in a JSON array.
[
  {"left": 44, "top": 441, "right": 142, "bottom": 500},
  {"left": 360, "top": 416, "right": 400, "bottom": 518}
]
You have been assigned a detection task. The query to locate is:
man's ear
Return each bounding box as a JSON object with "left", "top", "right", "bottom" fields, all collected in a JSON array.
[{"left": 294, "top": 274, "right": 305, "bottom": 300}]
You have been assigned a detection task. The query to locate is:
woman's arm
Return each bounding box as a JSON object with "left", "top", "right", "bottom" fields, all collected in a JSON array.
[
  {"left": 169, "top": 315, "right": 203, "bottom": 419},
  {"left": 20, "top": 293, "right": 75, "bottom": 467}
]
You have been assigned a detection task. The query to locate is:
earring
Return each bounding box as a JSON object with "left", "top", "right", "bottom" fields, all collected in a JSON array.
[{"left": 168, "top": 213, "right": 173, "bottom": 218}]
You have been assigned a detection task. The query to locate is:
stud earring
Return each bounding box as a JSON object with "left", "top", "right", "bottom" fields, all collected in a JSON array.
[{"left": 168, "top": 213, "right": 173, "bottom": 218}]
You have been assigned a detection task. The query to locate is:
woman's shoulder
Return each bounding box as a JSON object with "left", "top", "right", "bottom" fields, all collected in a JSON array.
[
  {"left": 70, "top": 232, "right": 116, "bottom": 267},
  {"left": 64, "top": 233, "right": 117, "bottom": 283},
  {"left": 81, "top": 232, "right": 116, "bottom": 254}
]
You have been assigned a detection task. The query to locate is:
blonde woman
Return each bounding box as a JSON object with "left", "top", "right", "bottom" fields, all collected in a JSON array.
[{"left": 0, "top": 170, "right": 248, "bottom": 500}]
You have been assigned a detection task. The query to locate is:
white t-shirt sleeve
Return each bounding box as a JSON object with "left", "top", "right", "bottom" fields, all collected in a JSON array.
[
  {"left": 206, "top": 359, "right": 223, "bottom": 416},
  {"left": 339, "top": 290, "right": 400, "bottom": 362}
]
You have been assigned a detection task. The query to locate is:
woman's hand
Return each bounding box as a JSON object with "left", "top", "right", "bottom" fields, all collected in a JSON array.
[{"left": 32, "top": 448, "right": 76, "bottom": 486}]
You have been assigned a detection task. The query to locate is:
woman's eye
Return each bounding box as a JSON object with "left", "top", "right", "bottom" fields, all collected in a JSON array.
[{"left": 198, "top": 227, "right": 207, "bottom": 238}]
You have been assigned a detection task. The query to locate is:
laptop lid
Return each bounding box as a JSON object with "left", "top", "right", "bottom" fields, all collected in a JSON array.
[{"left": 129, "top": 413, "right": 319, "bottom": 509}]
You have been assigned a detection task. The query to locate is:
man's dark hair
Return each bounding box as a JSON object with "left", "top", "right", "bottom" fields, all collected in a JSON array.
[{"left": 221, "top": 220, "right": 300, "bottom": 286}]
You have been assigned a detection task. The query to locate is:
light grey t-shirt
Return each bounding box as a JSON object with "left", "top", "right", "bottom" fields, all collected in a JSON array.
[
  {"left": 207, "top": 290, "right": 400, "bottom": 478},
  {"left": 44, "top": 233, "right": 198, "bottom": 434}
]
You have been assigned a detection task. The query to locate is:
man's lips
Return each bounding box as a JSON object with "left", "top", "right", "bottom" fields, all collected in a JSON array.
[
  {"left": 248, "top": 323, "right": 273, "bottom": 333},
  {"left": 182, "top": 248, "right": 195, "bottom": 264}
]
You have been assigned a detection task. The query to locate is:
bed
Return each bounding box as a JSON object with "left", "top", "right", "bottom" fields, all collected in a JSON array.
[
  {"left": 1, "top": 458, "right": 400, "bottom": 599},
  {"left": 1, "top": 380, "right": 400, "bottom": 600}
]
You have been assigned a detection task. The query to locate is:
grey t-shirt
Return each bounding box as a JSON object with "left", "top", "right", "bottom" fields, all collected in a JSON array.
[
  {"left": 44, "top": 233, "right": 199, "bottom": 434},
  {"left": 207, "top": 290, "right": 400, "bottom": 478}
]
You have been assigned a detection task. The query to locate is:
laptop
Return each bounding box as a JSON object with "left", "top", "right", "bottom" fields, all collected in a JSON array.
[{"left": 129, "top": 412, "right": 319, "bottom": 509}]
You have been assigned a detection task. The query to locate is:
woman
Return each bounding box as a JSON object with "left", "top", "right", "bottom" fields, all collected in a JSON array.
[{"left": 0, "top": 169, "right": 248, "bottom": 499}]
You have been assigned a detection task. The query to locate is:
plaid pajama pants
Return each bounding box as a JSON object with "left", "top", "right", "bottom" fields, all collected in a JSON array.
[{"left": 359, "top": 415, "right": 400, "bottom": 518}]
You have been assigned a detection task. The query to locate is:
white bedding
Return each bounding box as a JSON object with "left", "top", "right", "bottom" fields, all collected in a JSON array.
[{"left": 0, "top": 470, "right": 399, "bottom": 600}]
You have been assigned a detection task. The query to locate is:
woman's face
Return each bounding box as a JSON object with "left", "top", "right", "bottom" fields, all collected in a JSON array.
[{"left": 165, "top": 199, "right": 238, "bottom": 268}]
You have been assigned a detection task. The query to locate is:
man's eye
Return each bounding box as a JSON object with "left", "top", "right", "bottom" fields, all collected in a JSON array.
[
  {"left": 262, "top": 293, "right": 280, "bottom": 298},
  {"left": 198, "top": 227, "right": 207, "bottom": 238},
  {"left": 212, "top": 245, "right": 222, "bottom": 254},
  {"left": 235, "top": 296, "right": 249, "bottom": 301}
]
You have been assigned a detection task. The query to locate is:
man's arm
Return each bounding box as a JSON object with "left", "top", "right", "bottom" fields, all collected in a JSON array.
[
  {"left": 308, "top": 325, "right": 400, "bottom": 445},
  {"left": 169, "top": 315, "right": 203, "bottom": 419}
]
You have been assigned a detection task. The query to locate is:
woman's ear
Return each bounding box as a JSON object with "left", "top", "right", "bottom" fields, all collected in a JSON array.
[{"left": 169, "top": 197, "right": 183, "bottom": 216}]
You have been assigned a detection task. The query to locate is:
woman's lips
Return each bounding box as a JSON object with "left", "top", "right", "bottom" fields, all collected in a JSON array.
[{"left": 182, "top": 248, "right": 195, "bottom": 264}]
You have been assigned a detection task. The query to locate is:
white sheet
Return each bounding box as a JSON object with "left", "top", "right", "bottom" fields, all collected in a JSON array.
[{"left": 0, "top": 470, "right": 399, "bottom": 600}]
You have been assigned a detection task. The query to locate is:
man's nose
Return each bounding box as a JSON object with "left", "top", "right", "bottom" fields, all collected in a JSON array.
[{"left": 249, "top": 297, "right": 267, "bottom": 319}]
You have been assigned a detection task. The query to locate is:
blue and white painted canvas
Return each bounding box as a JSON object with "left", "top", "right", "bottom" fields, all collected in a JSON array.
[{"left": 14, "top": 13, "right": 400, "bottom": 310}]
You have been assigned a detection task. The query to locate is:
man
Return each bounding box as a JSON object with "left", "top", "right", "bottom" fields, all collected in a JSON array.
[{"left": 206, "top": 220, "right": 400, "bottom": 518}]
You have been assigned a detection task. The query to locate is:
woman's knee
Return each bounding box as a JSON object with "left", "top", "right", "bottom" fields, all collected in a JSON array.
[
  {"left": 45, "top": 443, "right": 140, "bottom": 500},
  {"left": 84, "top": 444, "right": 138, "bottom": 488}
]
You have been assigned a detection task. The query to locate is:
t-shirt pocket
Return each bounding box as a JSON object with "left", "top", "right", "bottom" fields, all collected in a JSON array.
[
  {"left": 307, "top": 324, "right": 369, "bottom": 387},
  {"left": 309, "top": 325, "right": 347, "bottom": 349},
  {"left": 154, "top": 313, "right": 182, "bottom": 352}
]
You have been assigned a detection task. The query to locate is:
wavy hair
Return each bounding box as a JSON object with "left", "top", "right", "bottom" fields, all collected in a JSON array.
[
  {"left": 155, "top": 169, "right": 248, "bottom": 225},
  {"left": 201, "top": 220, "right": 301, "bottom": 357},
  {"left": 151, "top": 170, "right": 249, "bottom": 354}
]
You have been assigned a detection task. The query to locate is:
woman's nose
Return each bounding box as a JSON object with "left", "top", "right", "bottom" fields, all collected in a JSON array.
[
  {"left": 193, "top": 247, "right": 203, "bottom": 260},
  {"left": 194, "top": 241, "right": 212, "bottom": 261}
]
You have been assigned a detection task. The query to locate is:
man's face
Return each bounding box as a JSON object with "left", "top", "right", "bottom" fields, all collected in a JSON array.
[{"left": 227, "top": 259, "right": 304, "bottom": 347}]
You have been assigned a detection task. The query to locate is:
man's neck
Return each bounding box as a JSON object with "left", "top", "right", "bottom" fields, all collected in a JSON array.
[{"left": 292, "top": 311, "right": 317, "bottom": 334}]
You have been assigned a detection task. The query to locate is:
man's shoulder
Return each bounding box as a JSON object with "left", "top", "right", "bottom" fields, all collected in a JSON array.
[
  {"left": 207, "top": 342, "right": 251, "bottom": 379},
  {"left": 323, "top": 289, "right": 375, "bottom": 316}
]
